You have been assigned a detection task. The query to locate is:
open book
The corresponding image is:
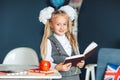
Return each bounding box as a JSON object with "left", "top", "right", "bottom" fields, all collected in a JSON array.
[{"left": 64, "top": 41, "right": 98, "bottom": 66}]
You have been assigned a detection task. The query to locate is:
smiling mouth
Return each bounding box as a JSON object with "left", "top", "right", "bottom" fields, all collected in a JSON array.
[{"left": 59, "top": 30, "right": 64, "bottom": 32}]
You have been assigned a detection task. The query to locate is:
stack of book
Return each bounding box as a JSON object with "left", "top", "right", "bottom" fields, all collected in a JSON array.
[{"left": 27, "top": 68, "right": 55, "bottom": 75}]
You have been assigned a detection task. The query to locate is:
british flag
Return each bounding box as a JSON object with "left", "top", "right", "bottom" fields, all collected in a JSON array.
[{"left": 104, "top": 63, "right": 120, "bottom": 80}]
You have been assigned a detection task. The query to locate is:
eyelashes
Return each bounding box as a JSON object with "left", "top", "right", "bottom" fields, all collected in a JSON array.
[{"left": 56, "top": 23, "right": 67, "bottom": 26}]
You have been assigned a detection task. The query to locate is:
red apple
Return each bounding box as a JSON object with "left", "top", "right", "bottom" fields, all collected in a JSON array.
[{"left": 39, "top": 60, "right": 51, "bottom": 71}]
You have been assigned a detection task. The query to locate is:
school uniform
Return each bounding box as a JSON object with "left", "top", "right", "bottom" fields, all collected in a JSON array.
[{"left": 45, "top": 34, "right": 81, "bottom": 80}]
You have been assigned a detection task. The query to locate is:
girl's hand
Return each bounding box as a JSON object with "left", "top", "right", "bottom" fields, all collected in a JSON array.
[
  {"left": 76, "top": 60, "right": 85, "bottom": 68},
  {"left": 55, "top": 63, "right": 72, "bottom": 71}
]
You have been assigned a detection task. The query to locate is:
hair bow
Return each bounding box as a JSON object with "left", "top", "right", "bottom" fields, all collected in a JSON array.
[{"left": 39, "top": 5, "right": 76, "bottom": 24}]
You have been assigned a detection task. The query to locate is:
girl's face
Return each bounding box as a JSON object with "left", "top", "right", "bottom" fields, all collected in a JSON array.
[{"left": 50, "top": 15, "right": 68, "bottom": 36}]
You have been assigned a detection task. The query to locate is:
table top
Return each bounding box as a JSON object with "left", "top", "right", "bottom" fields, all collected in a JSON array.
[{"left": 0, "top": 64, "right": 62, "bottom": 79}]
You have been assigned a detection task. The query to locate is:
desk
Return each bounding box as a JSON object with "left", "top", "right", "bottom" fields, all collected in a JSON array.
[{"left": 0, "top": 64, "right": 62, "bottom": 79}]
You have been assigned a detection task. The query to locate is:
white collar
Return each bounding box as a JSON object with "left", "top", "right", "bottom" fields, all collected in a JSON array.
[{"left": 53, "top": 33, "right": 66, "bottom": 40}]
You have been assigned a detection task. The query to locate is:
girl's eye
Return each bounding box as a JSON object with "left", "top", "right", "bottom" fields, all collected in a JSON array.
[
  {"left": 64, "top": 24, "right": 67, "bottom": 26},
  {"left": 57, "top": 24, "right": 60, "bottom": 26}
]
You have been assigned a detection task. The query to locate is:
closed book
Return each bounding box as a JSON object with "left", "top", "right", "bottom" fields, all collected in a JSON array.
[{"left": 28, "top": 68, "right": 55, "bottom": 75}]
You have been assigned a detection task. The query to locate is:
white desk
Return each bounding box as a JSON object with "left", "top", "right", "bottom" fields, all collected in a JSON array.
[{"left": 0, "top": 64, "right": 62, "bottom": 79}]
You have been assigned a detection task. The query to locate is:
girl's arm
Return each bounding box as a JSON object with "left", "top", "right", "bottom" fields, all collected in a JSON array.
[{"left": 44, "top": 39, "right": 57, "bottom": 69}]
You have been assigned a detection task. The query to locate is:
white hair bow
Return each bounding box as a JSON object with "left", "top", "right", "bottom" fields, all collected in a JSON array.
[{"left": 39, "top": 5, "right": 76, "bottom": 24}]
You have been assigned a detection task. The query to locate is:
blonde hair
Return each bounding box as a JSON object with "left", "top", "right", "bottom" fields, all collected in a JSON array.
[{"left": 40, "top": 10, "right": 78, "bottom": 59}]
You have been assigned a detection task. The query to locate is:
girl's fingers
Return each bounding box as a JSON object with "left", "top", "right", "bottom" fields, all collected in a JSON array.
[{"left": 65, "top": 63, "right": 72, "bottom": 67}]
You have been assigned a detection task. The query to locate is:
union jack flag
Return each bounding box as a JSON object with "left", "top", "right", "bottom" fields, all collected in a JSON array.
[{"left": 104, "top": 63, "right": 120, "bottom": 80}]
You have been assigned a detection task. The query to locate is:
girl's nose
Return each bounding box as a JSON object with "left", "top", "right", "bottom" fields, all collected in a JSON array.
[{"left": 60, "top": 25, "right": 64, "bottom": 29}]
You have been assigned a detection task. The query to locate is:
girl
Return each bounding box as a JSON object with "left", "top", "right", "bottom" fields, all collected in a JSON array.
[{"left": 39, "top": 5, "right": 85, "bottom": 80}]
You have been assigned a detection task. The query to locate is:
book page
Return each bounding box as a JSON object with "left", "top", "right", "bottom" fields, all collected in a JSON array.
[
  {"left": 65, "top": 54, "right": 84, "bottom": 60},
  {"left": 83, "top": 41, "right": 98, "bottom": 55}
]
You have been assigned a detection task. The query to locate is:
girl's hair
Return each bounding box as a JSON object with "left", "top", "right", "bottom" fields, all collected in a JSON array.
[{"left": 40, "top": 10, "right": 78, "bottom": 59}]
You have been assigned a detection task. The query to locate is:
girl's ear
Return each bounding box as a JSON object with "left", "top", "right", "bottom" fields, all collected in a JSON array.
[{"left": 49, "top": 21, "right": 53, "bottom": 28}]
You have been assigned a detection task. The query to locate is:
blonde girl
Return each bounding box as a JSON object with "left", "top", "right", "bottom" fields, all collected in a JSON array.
[{"left": 39, "top": 5, "right": 85, "bottom": 80}]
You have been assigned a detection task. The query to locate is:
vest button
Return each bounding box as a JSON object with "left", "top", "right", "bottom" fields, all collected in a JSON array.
[{"left": 56, "top": 48, "right": 59, "bottom": 50}]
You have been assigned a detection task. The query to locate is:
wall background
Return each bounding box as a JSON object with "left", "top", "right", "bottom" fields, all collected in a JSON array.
[
  {"left": 0, "top": 0, "right": 48, "bottom": 63},
  {"left": 78, "top": 0, "right": 120, "bottom": 64},
  {"left": 0, "top": 0, "right": 120, "bottom": 79}
]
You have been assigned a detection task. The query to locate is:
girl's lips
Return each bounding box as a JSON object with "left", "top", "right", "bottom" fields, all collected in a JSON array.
[{"left": 59, "top": 30, "right": 64, "bottom": 32}]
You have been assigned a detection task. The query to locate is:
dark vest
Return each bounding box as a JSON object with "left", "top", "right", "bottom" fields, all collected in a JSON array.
[{"left": 49, "top": 35, "right": 81, "bottom": 77}]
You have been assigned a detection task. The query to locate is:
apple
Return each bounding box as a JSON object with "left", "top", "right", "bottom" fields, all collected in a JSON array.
[{"left": 39, "top": 60, "right": 51, "bottom": 71}]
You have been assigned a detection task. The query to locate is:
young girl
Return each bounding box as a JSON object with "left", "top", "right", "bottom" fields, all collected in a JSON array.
[{"left": 39, "top": 5, "right": 85, "bottom": 80}]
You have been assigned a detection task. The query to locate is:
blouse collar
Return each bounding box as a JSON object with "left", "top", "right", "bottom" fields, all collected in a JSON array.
[{"left": 53, "top": 33, "right": 66, "bottom": 40}]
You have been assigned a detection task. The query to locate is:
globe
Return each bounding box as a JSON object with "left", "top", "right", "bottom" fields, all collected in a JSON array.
[{"left": 50, "top": 0, "right": 65, "bottom": 8}]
